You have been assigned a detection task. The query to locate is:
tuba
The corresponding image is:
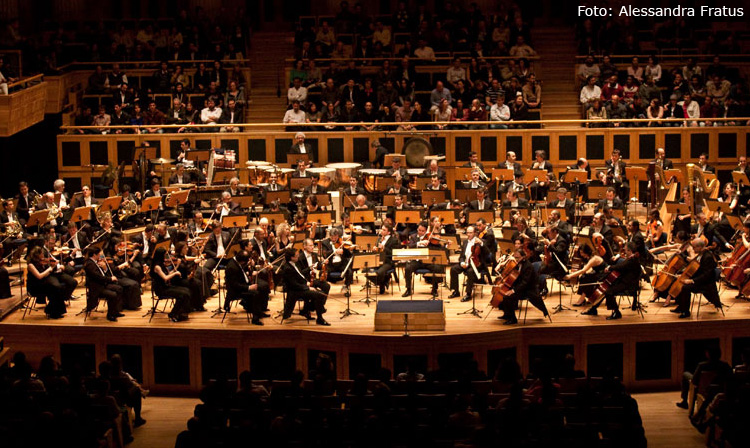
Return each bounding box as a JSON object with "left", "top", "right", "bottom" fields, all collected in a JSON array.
[{"left": 118, "top": 199, "right": 139, "bottom": 220}]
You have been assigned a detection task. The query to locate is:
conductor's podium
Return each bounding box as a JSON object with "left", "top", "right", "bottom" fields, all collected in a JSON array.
[{"left": 374, "top": 300, "right": 446, "bottom": 332}]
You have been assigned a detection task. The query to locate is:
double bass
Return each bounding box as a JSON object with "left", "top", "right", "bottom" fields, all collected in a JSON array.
[{"left": 491, "top": 257, "right": 520, "bottom": 307}]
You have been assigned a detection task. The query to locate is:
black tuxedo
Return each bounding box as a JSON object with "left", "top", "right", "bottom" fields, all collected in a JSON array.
[
  {"left": 548, "top": 198, "right": 576, "bottom": 224},
  {"left": 385, "top": 167, "right": 407, "bottom": 178},
  {"left": 374, "top": 234, "right": 401, "bottom": 290},
  {"left": 497, "top": 161, "right": 521, "bottom": 172},
  {"left": 169, "top": 172, "right": 194, "bottom": 185},
  {"left": 290, "top": 142, "right": 315, "bottom": 163},
  {"left": 675, "top": 252, "right": 721, "bottom": 312},
  {"left": 691, "top": 221, "right": 729, "bottom": 252},
  {"left": 653, "top": 158, "right": 674, "bottom": 170},
  {"left": 596, "top": 255, "right": 642, "bottom": 311},
  {"left": 596, "top": 198, "right": 624, "bottom": 212},
  {"left": 422, "top": 168, "right": 447, "bottom": 183},
  {"left": 204, "top": 231, "right": 232, "bottom": 270},
  {"left": 605, "top": 159, "right": 629, "bottom": 199},
  {"left": 501, "top": 258, "right": 548, "bottom": 320},
  {"left": 450, "top": 238, "right": 490, "bottom": 298},
  {"left": 84, "top": 258, "right": 122, "bottom": 319},
  {"left": 699, "top": 164, "right": 715, "bottom": 174},
  {"left": 224, "top": 258, "right": 265, "bottom": 317},
  {"left": 501, "top": 198, "right": 530, "bottom": 210},
  {"left": 280, "top": 261, "right": 327, "bottom": 318},
  {"left": 320, "top": 239, "right": 353, "bottom": 283},
  {"left": 467, "top": 199, "right": 494, "bottom": 211},
  {"left": 297, "top": 250, "right": 331, "bottom": 295},
  {"left": 14, "top": 194, "right": 32, "bottom": 221},
  {"left": 540, "top": 237, "right": 570, "bottom": 280},
  {"left": 343, "top": 186, "right": 365, "bottom": 196}
]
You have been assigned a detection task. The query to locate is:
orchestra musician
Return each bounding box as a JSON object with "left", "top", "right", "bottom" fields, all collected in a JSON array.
[
  {"left": 564, "top": 243, "right": 608, "bottom": 307},
  {"left": 385, "top": 156, "right": 407, "bottom": 179},
  {"left": 270, "top": 223, "right": 294, "bottom": 259},
  {"left": 692, "top": 212, "right": 733, "bottom": 253},
  {"left": 60, "top": 222, "right": 88, "bottom": 271},
  {"left": 1, "top": 198, "right": 24, "bottom": 230},
  {"left": 499, "top": 248, "right": 550, "bottom": 325},
  {"left": 402, "top": 221, "right": 445, "bottom": 297},
  {"left": 337, "top": 213, "right": 365, "bottom": 240},
  {"left": 249, "top": 226, "right": 272, "bottom": 264},
  {"left": 423, "top": 159, "right": 447, "bottom": 183},
  {"left": 320, "top": 228, "right": 354, "bottom": 287},
  {"left": 386, "top": 194, "right": 414, "bottom": 239},
  {"left": 149, "top": 247, "right": 191, "bottom": 322},
  {"left": 476, "top": 218, "right": 497, "bottom": 264},
  {"left": 103, "top": 240, "right": 142, "bottom": 311},
  {"left": 581, "top": 241, "right": 642, "bottom": 320},
  {"left": 84, "top": 246, "right": 124, "bottom": 322},
  {"left": 169, "top": 163, "right": 194, "bottom": 185},
  {"left": 595, "top": 187, "right": 624, "bottom": 212},
  {"left": 96, "top": 214, "right": 123, "bottom": 255},
  {"left": 465, "top": 169, "right": 486, "bottom": 189},
  {"left": 672, "top": 186, "right": 693, "bottom": 239},
  {"left": 303, "top": 174, "right": 325, "bottom": 195},
  {"left": 292, "top": 211, "right": 316, "bottom": 239},
  {"left": 186, "top": 212, "right": 206, "bottom": 237},
  {"left": 449, "top": 225, "right": 489, "bottom": 302},
  {"left": 538, "top": 226, "right": 569, "bottom": 294},
  {"left": 14, "top": 181, "right": 32, "bottom": 222},
  {"left": 110, "top": 237, "right": 144, "bottom": 283},
  {"left": 497, "top": 151, "right": 521, "bottom": 171},
  {"left": 374, "top": 223, "right": 401, "bottom": 294},
  {"left": 561, "top": 157, "right": 591, "bottom": 201},
  {"left": 203, "top": 221, "right": 232, "bottom": 271},
  {"left": 26, "top": 246, "right": 71, "bottom": 319},
  {"left": 386, "top": 176, "right": 409, "bottom": 196},
  {"left": 697, "top": 153, "right": 715, "bottom": 173},
  {"left": 53, "top": 179, "right": 71, "bottom": 212},
  {"left": 547, "top": 209, "right": 573, "bottom": 242},
  {"left": 501, "top": 171, "right": 527, "bottom": 196},
  {"left": 371, "top": 139, "right": 390, "bottom": 169},
  {"left": 172, "top": 241, "right": 210, "bottom": 312},
  {"left": 600, "top": 149, "right": 629, "bottom": 200},
  {"left": 462, "top": 151, "right": 486, "bottom": 172},
  {"left": 548, "top": 188, "right": 576, "bottom": 225},
  {"left": 426, "top": 175, "right": 447, "bottom": 191},
  {"left": 294, "top": 159, "right": 310, "bottom": 178},
  {"left": 71, "top": 185, "right": 98, "bottom": 225},
  {"left": 648, "top": 230, "right": 691, "bottom": 305},
  {"left": 344, "top": 177, "right": 365, "bottom": 196},
  {"left": 653, "top": 147, "right": 674, "bottom": 170},
  {"left": 720, "top": 183, "right": 740, "bottom": 217},
  {"left": 118, "top": 185, "right": 143, "bottom": 228},
  {"left": 264, "top": 172, "right": 286, "bottom": 192},
  {"left": 501, "top": 189, "right": 529, "bottom": 211},
  {"left": 280, "top": 248, "right": 330, "bottom": 325},
  {"left": 529, "top": 150, "right": 554, "bottom": 201},
  {"left": 290, "top": 131, "right": 315, "bottom": 163},
  {"left": 671, "top": 238, "right": 722, "bottom": 318},
  {"left": 226, "top": 177, "right": 246, "bottom": 197},
  {"left": 645, "top": 209, "right": 667, "bottom": 249},
  {"left": 297, "top": 238, "right": 331, "bottom": 297},
  {"left": 224, "top": 250, "right": 267, "bottom": 325},
  {"left": 131, "top": 224, "right": 157, "bottom": 264}
]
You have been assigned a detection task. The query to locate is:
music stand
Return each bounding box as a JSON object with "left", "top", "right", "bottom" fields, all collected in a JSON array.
[
  {"left": 292, "top": 240, "right": 304, "bottom": 250},
  {"left": 25, "top": 210, "right": 49, "bottom": 234},
  {"left": 421, "top": 190, "right": 449, "bottom": 205},
  {"left": 376, "top": 176, "right": 398, "bottom": 192},
  {"left": 564, "top": 169, "right": 589, "bottom": 203},
  {"left": 287, "top": 153, "right": 310, "bottom": 166},
  {"left": 395, "top": 210, "right": 422, "bottom": 227},
  {"left": 311, "top": 193, "right": 331, "bottom": 207},
  {"left": 166, "top": 189, "right": 190, "bottom": 209},
  {"left": 524, "top": 169, "right": 549, "bottom": 184},
  {"left": 466, "top": 210, "right": 495, "bottom": 225},
  {"left": 413, "top": 177, "right": 432, "bottom": 190},
  {"left": 353, "top": 253, "right": 380, "bottom": 305},
  {"left": 705, "top": 199, "right": 733, "bottom": 217},
  {"left": 430, "top": 210, "right": 456, "bottom": 227},
  {"left": 69, "top": 206, "right": 93, "bottom": 224},
  {"left": 500, "top": 208, "right": 529, "bottom": 222},
  {"left": 212, "top": 170, "right": 236, "bottom": 185},
  {"left": 496, "top": 239, "right": 516, "bottom": 255},
  {"left": 351, "top": 210, "right": 375, "bottom": 227},
  {"left": 455, "top": 188, "right": 478, "bottom": 204},
  {"left": 235, "top": 196, "right": 255, "bottom": 209},
  {"left": 726, "top": 215, "right": 743, "bottom": 231},
  {"left": 732, "top": 171, "right": 750, "bottom": 188},
  {"left": 154, "top": 240, "right": 171, "bottom": 253},
  {"left": 425, "top": 249, "right": 449, "bottom": 299},
  {"left": 308, "top": 211, "right": 333, "bottom": 228},
  {"left": 491, "top": 168, "right": 515, "bottom": 183},
  {"left": 339, "top": 256, "right": 362, "bottom": 318},
  {"left": 588, "top": 185, "right": 609, "bottom": 201},
  {"left": 382, "top": 194, "right": 398, "bottom": 207},
  {"left": 626, "top": 167, "right": 648, "bottom": 216},
  {"left": 186, "top": 149, "right": 211, "bottom": 163},
  {"left": 264, "top": 190, "right": 291, "bottom": 205},
  {"left": 98, "top": 196, "right": 123, "bottom": 213},
  {"left": 354, "top": 235, "right": 379, "bottom": 252},
  {"left": 289, "top": 177, "right": 312, "bottom": 191},
  {"left": 665, "top": 201, "right": 690, "bottom": 216},
  {"left": 141, "top": 196, "right": 162, "bottom": 223},
  {"left": 222, "top": 215, "right": 247, "bottom": 229}
]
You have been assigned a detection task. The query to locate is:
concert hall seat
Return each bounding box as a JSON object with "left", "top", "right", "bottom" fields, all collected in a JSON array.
[
  {"left": 144, "top": 288, "right": 175, "bottom": 323},
  {"left": 83, "top": 284, "right": 109, "bottom": 322}
]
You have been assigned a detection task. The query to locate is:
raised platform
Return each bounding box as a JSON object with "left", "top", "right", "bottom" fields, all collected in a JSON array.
[{"left": 1, "top": 278, "right": 749, "bottom": 393}]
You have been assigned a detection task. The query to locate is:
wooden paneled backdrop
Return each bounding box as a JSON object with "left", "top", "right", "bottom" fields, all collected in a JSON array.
[{"left": 56, "top": 127, "right": 749, "bottom": 196}]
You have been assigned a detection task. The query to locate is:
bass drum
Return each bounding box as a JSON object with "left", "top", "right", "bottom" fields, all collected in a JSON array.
[{"left": 404, "top": 137, "right": 433, "bottom": 168}]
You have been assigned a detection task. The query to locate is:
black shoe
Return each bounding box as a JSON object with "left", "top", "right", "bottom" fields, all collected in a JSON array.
[
  {"left": 115, "top": 312, "right": 125, "bottom": 317},
  {"left": 631, "top": 303, "right": 639, "bottom": 311},
  {"left": 448, "top": 291, "right": 460, "bottom": 298},
  {"left": 497, "top": 314, "right": 511, "bottom": 320},
  {"left": 379, "top": 287, "right": 386, "bottom": 294},
  {"left": 316, "top": 318, "right": 331, "bottom": 326},
  {"left": 260, "top": 312, "right": 271, "bottom": 318},
  {"left": 503, "top": 318, "right": 518, "bottom": 325},
  {"left": 670, "top": 308, "right": 682, "bottom": 313},
  {"left": 301, "top": 311, "right": 313, "bottom": 320},
  {"left": 606, "top": 310, "right": 622, "bottom": 320},
  {"left": 402, "top": 290, "right": 412, "bottom": 298},
  {"left": 676, "top": 401, "right": 689, "bottom": 409},
  {"left": 581, "top": 308, "right": 597, "bottom": 316},
  {"left": 251, "top": 318, "right": 264, "bottom": 326},
  {"left": 679, "top": 311, "right": 691, "bottom": 319},
  {"left": 194, "top": 306, "right": 207, "bottom": 312},
  {"left": 134, "top": 418, "right": 147, "bottom": 427},
  {"left": 106, "top": 315, "right": 118, "bottom": 322},
  {"left": 461, "top": 296, "right": 471, "bottom": 302}
]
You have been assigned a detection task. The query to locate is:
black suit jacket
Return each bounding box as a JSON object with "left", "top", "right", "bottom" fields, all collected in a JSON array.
[
  {"left": 497, "top": 161, "right": 522, "bottom": 172},
  {"left": 422, "top": 168, "right": 447, "bottom": 182},
  {"left": 14, "top": 194, "right": 31, "bottom": 220},
  {"left": 290, "top": 142, "right": 315, "bottom": 160},
  {"left": 385, "top": 167, "right": 408, "bottom": 178},
  {"left": 225, "top": 258, "right": 251, "bottom": 301},
  {"left": 84, "top": 258, "right": 115, "bottom": 299},
  {"left": 692, "top": 253, "right": 718, "bottom": 290},
  {"left": 204, "top": 231, "right": 232, "bottom": 259},
  {"left": 467, "top": 199, "right": 494, "bottom": 211},
  {"left": 653, "top": 158, "right": 674, "bottom": 169},
  {"left": 378, "top": 235, "right": 401, "bottom": 264},
  {"left": 605, "top": 159, "right": 628, "bottom": 182},
  {"left": 501, "top": 198, "right": 530, "bottom": 210},
  {"left": 0, "top": 210, "right": 22, "bottom": 225},
  {"left": 531, "top": 160, "right": 554, "bottom": 173},
  {"left": 281, "top": 262, "right": 310, "bottom": 293},
  {"left": 513, "top": 258, "right": 540, "bottom": 299},
  {"left": 462, "top": 162, "right": 486, "bottom": 172},
  {"left": 457, "top": 239, "right": 490, "bottom": 270},
  {"left": 343, "top": 186, "right": 366, "bottom": 196},
  {"left": 700, "top": 164, "right": 716, "bottom": 174},
  {"left": 169, "top": 172, "right": 194, "bottom": 185},
  {"left": 548, "top": 198, "right": 576, "bottom": 223},
  {"left": 296, "top": 251, "right": 320, "bottom": 277},
  {"left": 609, "top": 255, "right": 642, "bottom": 286},
  {"left": 596, "top": 198, "right": 624, "bottom": 212}
]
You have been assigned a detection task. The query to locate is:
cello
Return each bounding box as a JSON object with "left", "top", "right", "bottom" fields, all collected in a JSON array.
[
  {"left": 491, "top": 257, "right": 521, "bottom": 307},
  {"left": 722, "top": 243, "right": 750, "bottom": 287},
  {"left": 651, "top": 251, "right": 689, "bottom": 293},
  {"left": 587, "top": 270, "right": 621, "bottom": 306},
  {"left": 666, "top": 256, "right": 701, "bottom": 299}
]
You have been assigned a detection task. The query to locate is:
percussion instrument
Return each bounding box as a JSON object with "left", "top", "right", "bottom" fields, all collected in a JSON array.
[
  {"left": 262, "top": 167, "right": 294, "bottom": 186},
  {"left": 149, "top": 158, "right": 175, "bottom": 165},
  {"left": 360, "top": 168, "right": 387, "bottom": 193},
  {"left": 308, "top": 167, "right": 336, "bottom": 188},
  {"left": 404, "top": 137, "right": 432, "bottom": 168},
  {"left": 406, "top": 168, "right": 424, "bottom": 176},
  {"left": 326, "top": 162, "right": 361, "bottom": 186}
]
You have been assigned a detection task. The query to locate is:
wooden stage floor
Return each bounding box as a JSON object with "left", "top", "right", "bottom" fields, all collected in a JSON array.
[{"left": 1, "top": 274, "right": 747, "bottom": 336}]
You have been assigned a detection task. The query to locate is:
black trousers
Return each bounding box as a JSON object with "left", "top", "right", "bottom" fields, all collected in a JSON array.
[
  {"left": 0, "top": 267, "right": 10, "bottom": 298},
  {"left": 375, "top": 262, "right": 394, "bottom": 288},
  {"left": 405, "top": 261, "right": 442, "bottom": 290},
  {"left": 502, "top": 292, "right": 548, "bottom": 317},
  {"left": 675, "top": 283, "right": 721, "bottom": 313},
  {"left": 285, "top": 288, "right": 327, "bottom": 317},
  {"left": 450, "top": 263, "right": 482, "bottom": 295},
  {"left": 328, "top": 259, "right": 353, "bottom": 284},
  {"left": 117, "top": 276, "right": 142, "bottom": 310},
  {"left": 156, "top": 285, "right": 192, "bottom": 317},
  {"left": 231, "top": 279, "right": 270, "bottom": 315},
  {"left": 89, "top": 284, "right": 123, "bottom": 318}
]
